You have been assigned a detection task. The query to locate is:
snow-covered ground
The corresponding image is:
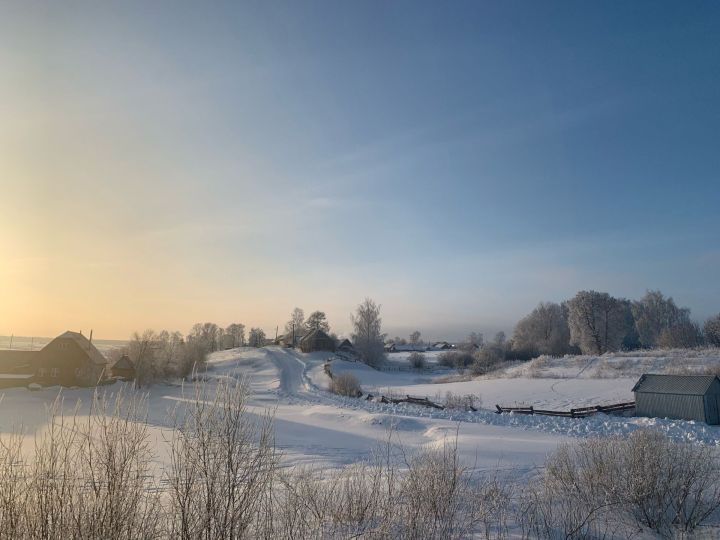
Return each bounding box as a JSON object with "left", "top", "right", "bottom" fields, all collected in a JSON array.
[
  {"left": 1, "top": 346, "right": 719, "bottom": 480},
  {"left": 499, "top": 348, "right": 720, "bottom": 379}
]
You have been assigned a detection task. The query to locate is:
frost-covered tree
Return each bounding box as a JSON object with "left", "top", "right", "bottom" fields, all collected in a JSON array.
[
  {"left": 512, "top": 302, "right": 571, "bottom": 356},
  {"left": 460, "top": 332, "right": 483, "bottom": 351},
  {"left": 305, "top": 311, "right": 330, "bottom": 333},
  {"left": 284, "top": 308, "right": 305, "bottom": 345},
  {"left": 225, "top": 323, "right": 246, "bottom": 347},
  {"left": 409, "top": 330, "right": 422, "bottom": 346},
  {"left": 188, "top": 322, "right": 221, "bottom": 352},
  {"left": 247, "top": 328, "right": 266, "bottom": 348},
  {"left": 351, "top": 298, "right": 386, "bottom": 367},
  {"left": 704, "top": 314, "right": 720, "bottom": 347},
  {"left": 631, "top": 290, "right": 691, "bottom": 348},
  {"left": 658, "top": 320, "right": 704, "bottom": 349},
  {"left": 567, "top": 291, "right": 630, "bottom": 355}
]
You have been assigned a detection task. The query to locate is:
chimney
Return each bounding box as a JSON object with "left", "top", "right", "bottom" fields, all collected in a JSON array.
[{"left": 89, "top": 329, "right": 93, "bottom": 344}]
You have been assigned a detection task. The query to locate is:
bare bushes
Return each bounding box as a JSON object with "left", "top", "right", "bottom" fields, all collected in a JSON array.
[
  {"left": 167, "top": 377, "right": 277, "bottom": 539},
  {"left": 439, "top": 350, "right": 475, "bottom": 369},
  {"left": 271, "top": 438, "right": 513, "bottom": 540},
  {"left": 329, "top": 372, "right": 362, "bottom": 397},
  {"left": 521, "top": 429, "right": 720, "bottom": 537},
  {"left": 408, "top": 351, "right": 426, "bottom": 369},
  {"left": 0, "top": 390, "right": 162, "bottom": 539},
  {"left": 440, "top": 391, "right": 482, "bottom": 411},
  {"left": 470, "top": 347, "right": 505, "bottom": 375}
]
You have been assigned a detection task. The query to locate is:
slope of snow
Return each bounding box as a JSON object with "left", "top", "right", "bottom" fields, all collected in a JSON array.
[{"left": 2, "top": 346, "right": 719, "bottom": 481}]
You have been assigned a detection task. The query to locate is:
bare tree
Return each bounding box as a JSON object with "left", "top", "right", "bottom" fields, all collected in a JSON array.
[
  {"left": 512, "top": 302, "right": 571, "bottom": 356},
  {"left": 658, "top": 319, "right": 704, "bottom": 349},
  {"left": 705, "top": 313, "right": 720, "bottom": 347},
  {"left": 567, "top": 291, "right": 630, "bottom": 354},
  {"left": 248, "top": 328, "right": 266, "bottom": 348},
  {"left": 225, "top": 323, "right": 246, "bottom": 347},
  {"left": 166, "top": 377, "right": 276, "bottom": 539},
  {"left": 188, "top": 322, "right": 221, "bottom": 352},
  {"left": 284, "top": 307, "right": 306, "bottom": 346},
  {"left": 305, "top": 311, "right": 330, "bottom": 333},
  {"left": 409, "top": 330, "right": 422, "bottom": 346},
  {"left": 632, "top": 290, "right": 692, "bottom": 348},
  {"left": 351, "top": 298, "right": 386, "bottom": 367},
  {"left": 460, "top": 332, "right": 483, "bottom": 351}
]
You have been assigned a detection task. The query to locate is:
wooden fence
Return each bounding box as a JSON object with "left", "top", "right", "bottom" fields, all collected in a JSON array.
[
  {"left": 494, "top": 401, "right": 635, "bottom": 418},
  {"left": 364, "top": 393, "right": 450, "bottom": 410}
]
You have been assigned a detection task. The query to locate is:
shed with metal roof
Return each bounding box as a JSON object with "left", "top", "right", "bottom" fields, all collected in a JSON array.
[{"left": 632, "top": 374, "right": 720, "bottom": 424}]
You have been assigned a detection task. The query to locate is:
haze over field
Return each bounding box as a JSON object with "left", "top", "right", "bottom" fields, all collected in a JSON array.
[{"left": 1, "top": 1, "right": 718, "bottom": 340}]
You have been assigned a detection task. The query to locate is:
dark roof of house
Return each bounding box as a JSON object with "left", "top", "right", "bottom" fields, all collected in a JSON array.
[
  {"left": 47, "top": 331, "right": 107, "bottom": 366},
  {"left": 632, "top": 374, "right": 720, "bottom": 396},
  {"left": 301, "top": 328, "right": 333, "bottom": 343},
  {"left": 338, "top": 339, "right": 353, "bottom": 349},
  {"left": 112, "top": 355, "right": 134, "bottom": 370}
]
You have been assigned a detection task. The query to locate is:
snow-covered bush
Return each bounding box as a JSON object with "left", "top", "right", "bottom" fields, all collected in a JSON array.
[
  {"left": 438, "top": 351, "right": 475, "bottom": 369},
  {"left": 408, "top": 351, "right": 426, "bottom": 370},
  {"left": 470, "top": 347, "right": 504, "bottom": 375},
  {"left": 441, "top": 391, "right": 481, "bottom": 411},
  {"left": 329, "top": 372, "right": 362, "bottom": 397},
  {"left": 526, "top": 429, "right": 720, "bottom": 537}
]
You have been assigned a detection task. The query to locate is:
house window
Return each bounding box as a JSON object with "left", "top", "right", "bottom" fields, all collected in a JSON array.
[
  {"left": 38, "top": 368, "right": 47, "bottom": 377},
  {"left": 50, "top": 368, "right": 60, "bottom": 378}
]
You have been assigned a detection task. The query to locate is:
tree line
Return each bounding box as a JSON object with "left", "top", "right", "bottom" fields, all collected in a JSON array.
[{"left": 511, "top": 289, "right": 720, "bottom": 358}]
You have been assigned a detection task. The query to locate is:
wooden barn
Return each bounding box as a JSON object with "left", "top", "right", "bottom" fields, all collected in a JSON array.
[
  {"left": 633, "top": 374, "right": 720, "bottom": 425},
  {"left": 299, "top": 329, "right": 336, "bottom": 353},
  {"left": 111, "top": 354, "right": 135, "bottom": 380},
  {"left": 35, "top": 331, "right": 107, "bottom": 387},
  {"left": 337, "top": 339, "right": 355, "bottom": 352}
]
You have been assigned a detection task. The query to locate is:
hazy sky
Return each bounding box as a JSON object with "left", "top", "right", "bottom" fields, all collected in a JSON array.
[{"left": 1, "top": 1, "right": 718, "bottom": 340}]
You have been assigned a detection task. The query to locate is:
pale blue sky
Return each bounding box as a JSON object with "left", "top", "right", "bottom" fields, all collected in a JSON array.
[{"left": 1, "top": 1, "right": 718, "bottom": 339}]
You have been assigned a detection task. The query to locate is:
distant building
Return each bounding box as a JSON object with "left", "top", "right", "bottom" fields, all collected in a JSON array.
[
  {"left": 385, "top": 343, "right": 426, "bottom": 353},
  {"left": 0, "top": 331, "right": 107, "bottom": 388},
  {"left": 337, "top": 339, "right": 354, "bottom": 352},
  {"left": 632, "top": 374, "right": 720, "bottom": 425},
  {"left": 431, "top": 341, "right": 453, "bottom": 350},
  {"left": 111, "top": 354, "right": 135, "bottom": 380},
  {"left": 299, "top": 329, "right": 336, "bottom": 353}
]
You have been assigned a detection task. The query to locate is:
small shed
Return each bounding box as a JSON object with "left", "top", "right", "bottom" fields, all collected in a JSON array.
[
  {"left": 299, "top": 329, "right": 336, "bottom": 353},
  {"left": 632, "top": 374, "right": 720, "bottom": 425},
  {"left": 111, "top": 354, "right": 135, "bottom": 380}
]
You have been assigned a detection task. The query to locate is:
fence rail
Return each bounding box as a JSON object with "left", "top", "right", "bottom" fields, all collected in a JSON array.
[{"left": 495, "top": 401, "right": 635, "bottom": 418}]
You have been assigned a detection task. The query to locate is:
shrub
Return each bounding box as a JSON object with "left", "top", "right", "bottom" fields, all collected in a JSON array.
[
  {"left": 329, "top": 373, "right": 362, "bottom": 397},
  {"left": 441, "top": 392, "right": 481, "bottom": 411},
  {"left": 408, "top": 352, "right": 426, "bottom": 370},
  {"left": 525, "top": 429, "right": 720, "bottom": 536},
  {"left": 470, "top": 348, "right": 504, "bottom": 375},
  {"left": 438, "top": 351, "right": 475, "bottom": 369}
]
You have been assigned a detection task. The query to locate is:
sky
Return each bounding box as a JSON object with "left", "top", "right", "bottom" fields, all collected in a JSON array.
[{"left": 0, "top": 1, "right": 718, "bottom": 341}]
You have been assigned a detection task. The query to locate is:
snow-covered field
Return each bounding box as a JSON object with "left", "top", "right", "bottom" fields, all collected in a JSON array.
[{"left": 1, "top": 346, "right": 720, "bottom": 479}]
